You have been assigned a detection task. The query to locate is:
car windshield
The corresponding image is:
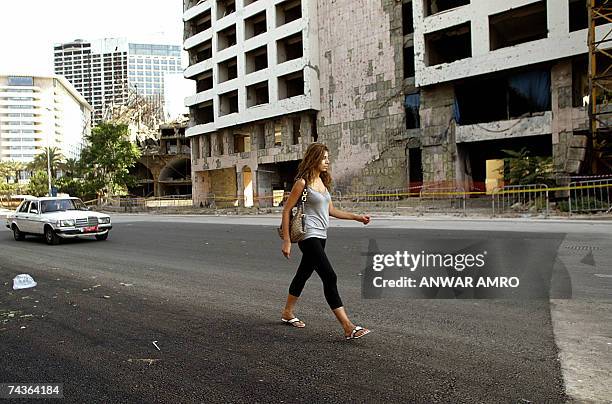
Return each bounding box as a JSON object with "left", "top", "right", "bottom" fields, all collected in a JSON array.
[{"left": 40, "top": 199, "right": 87, "bottom": 213}]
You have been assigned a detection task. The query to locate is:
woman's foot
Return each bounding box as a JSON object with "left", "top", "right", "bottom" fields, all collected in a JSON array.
[
  {"left": 344, "top": 325, "right": 371, "bottom": 339},
  {"left": 281, "top": 312, "right": 305, "bottom": 328}
]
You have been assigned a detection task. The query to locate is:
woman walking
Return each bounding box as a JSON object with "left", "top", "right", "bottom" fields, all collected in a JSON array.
[{"left": 280, "top": 143, "right": 372, "bottom": 340}]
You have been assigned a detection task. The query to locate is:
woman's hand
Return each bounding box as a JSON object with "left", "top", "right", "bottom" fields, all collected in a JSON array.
[
  {"left": 282, "top": 240, "right": 292, "bottom": 259},
  {"left": 357, "top": 215, "right": 371, "bottom": 225}
]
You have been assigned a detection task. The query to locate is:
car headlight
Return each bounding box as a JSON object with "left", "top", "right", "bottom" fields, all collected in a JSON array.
[
  {"left": 98, "top": 217, "right": 111, "bottom": 224},
  {"left": 59, "top": 219, "right": 75, "bottom": 227}
]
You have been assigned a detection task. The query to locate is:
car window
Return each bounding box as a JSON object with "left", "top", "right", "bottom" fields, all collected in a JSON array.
[
  {"left": 19, "top": 201, "right": 30, "bottom": 213},
  {"left": 41, "top": 200, "right": 58, "bottom": 213},
  {"left": 29, "top": 202, "right": 39, "bottom": 213},
  {"left": 41, "top": 199, "right": 80, "bottom": 213}
]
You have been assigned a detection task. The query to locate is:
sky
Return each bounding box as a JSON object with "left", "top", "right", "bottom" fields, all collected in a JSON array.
[{"left": 0, "top": 0, "right": 186, "bottom": 75}]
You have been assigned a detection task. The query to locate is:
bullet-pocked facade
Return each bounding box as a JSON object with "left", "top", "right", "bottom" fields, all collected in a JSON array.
[{"left": 184, "top": 0, "right": 602, "bottom": 207}]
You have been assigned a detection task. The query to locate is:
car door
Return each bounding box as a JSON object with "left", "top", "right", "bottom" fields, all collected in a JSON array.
[
  {"left": 28, "top": 201, "right": 44, "bottom": 234},
  {"left": 13, "top": 201, "right": 30, "bottom": 232}
]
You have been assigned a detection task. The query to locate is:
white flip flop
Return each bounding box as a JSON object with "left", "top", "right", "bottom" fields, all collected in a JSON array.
[
  {"left": 346, "top": 326, "right": 371, "bottom": 340},
  {"left": 281, "top": 317, "right": 305, "bottom": 328}
]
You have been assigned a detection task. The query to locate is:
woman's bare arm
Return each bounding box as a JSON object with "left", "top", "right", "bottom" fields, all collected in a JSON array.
[{"left": 329, "top": 199, "right": 370, "bottom": 224}]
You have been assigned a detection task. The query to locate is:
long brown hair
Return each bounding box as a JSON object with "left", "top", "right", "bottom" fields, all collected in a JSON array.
[{"left": 295, "top": 143, "right": 332, "bottom": 190}]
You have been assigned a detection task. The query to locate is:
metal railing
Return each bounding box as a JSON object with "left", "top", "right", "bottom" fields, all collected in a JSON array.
[
  {"left": 569, "top": 178, "right": 612, "bottom": 214},
  {"left": 419, "top": 186, "right": 466, "bottom": 216},
  {"left": 492, "top": 184, "right": 549, "bottom": 217},
  {"left": 85, "top": 181, "right": 612, "bottom": 217},
  {"left": 332, "top": 189, "right": 401, "bottom": 211}
]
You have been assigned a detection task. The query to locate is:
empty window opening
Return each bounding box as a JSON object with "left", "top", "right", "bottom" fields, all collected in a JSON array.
[
  {"left": 404, "top": 47, "right": 415, "bottom": 78},
  {"left": 191, "top": 10, "right": 212, "bottom": 36},
  {"left": 277, "top": 33, "right": 303, "bottom": 64},
  {"left": 218, "top": 57, "right": 238, "bottom": 83},
  {"left": 219, "top": 90, "right": 239, "bottom": 116},
  {"left": 190, "top": 40, "right": 212, "bottom": 64},
  {"left": 247, "top": 81, "right": 269, "bottom": 107},
  {"left": 569, "top": 0, "right": 607, "bottom": 32},
  {"left": 245, "top": 45, "right": 268, "bottom": 74},
  {"left": 403, "top": 2, "right": 414, "bottom": 35},
  {"left": 218, "top": 25, "right": 237, "bottom": 51},
  {"left": 244, "top": 0, "right": 259, "bottom": 6},
  {"left": 278, "top": 70, "right": 304, "bottom": 99},
  {"left": 454, "top": 69, "right": 551, "bottom": 125},
  {"left": 424, "top": 0, "right": 469, "bottom": 16},
  {"left": 465, "top": 135, "right": 552, "bottom": 186},
  {"left": 292, "top": 117, "right": 301, "bottom": 145},
  {"left": 234, "top": 134, "right": 252, "bottom": 153},
  {"left": 405, "top": 93, "right": 420, "bottom": 129},
  {"left": 274, "top": 121, "right": 282, "bottom": 146},
  {"left": 196, "top": 70, "right": 213, "bottom": 93},
  {"left": 217, "top": 0, "right": 236, "bottom": 20},
  {"left": 192, "top": 101, "right": 214, "bottom": 124},
  {"left": 245, "top": 11, "right": 267, "bottom": 40},
  {"left": 489, "top": 2, "right": 547, "bottom": 51},
  {"left": 425, "top": 22, "right": 471, "bottom": 66},
  {"left": 276, "top": 0, "right": 302, "bottom": 27}
]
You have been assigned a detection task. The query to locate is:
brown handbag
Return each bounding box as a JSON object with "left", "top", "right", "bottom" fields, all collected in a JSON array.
[{"left": 277, "top": 189, "right": 308, "bottom": 243}]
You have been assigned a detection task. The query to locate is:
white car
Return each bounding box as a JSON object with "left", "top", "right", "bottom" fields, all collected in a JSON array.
[{"left": 5, "top": 197, "right": 112, "bottom": 245}]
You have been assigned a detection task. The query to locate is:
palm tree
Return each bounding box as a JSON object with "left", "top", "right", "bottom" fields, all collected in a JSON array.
[
  {"left": 27, "top": 147, "right": 64, "bottom": 178},
  {"left": 61, "top": 158, "right": 81, "bottom": 178}
]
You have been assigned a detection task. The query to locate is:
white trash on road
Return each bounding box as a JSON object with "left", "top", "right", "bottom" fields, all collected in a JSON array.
[{"left": 12, "top": 274, "right": 37, "bottom": 290}]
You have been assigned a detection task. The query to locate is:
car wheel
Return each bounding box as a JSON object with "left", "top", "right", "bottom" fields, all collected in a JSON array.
[
  {"left": 12, "top": 225, "right": 25, "bottom": 241},
  {"left": 44, "top": 226, "right": 60, "bottom": 245},
  {"left": 95, "top": 232, "right": 109, "bottom": 241}
]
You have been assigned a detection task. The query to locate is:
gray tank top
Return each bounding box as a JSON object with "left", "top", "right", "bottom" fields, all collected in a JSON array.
[{"left": 303, "top": 186, "right": 331, "bottom": 240}]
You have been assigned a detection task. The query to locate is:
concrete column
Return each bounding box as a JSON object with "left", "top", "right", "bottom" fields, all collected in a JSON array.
[
  {"left": 210, "top": 132, "right": 220, "bottom": 156},
  {"left": 264, "top": 121, "right": 275, "bottom": 149},
  {"left": 281, "top": 117, "right": 292, "bottom": 147},
  {"left": 235, "top": 168, "right": 244, "bottom": 207},
  {"left": 551, "top": 60, "right": 586, "bottom": 181},
  {"left": 201, "top": 135, "right": 211, "bottom": 157},
  {"left": 420, "top": 84, "right": 457, "bottom": 184},
  {"left": 300, "top": 113, "right": 314, "bottom": 145}
]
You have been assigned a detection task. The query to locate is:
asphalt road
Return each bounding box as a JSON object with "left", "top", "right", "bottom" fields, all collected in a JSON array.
[{"left": 0, "top": 218, "right": 574, "bottom": 403}]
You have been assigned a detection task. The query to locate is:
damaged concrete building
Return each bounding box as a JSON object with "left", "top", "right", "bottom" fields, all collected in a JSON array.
[
  {"left": 182, "top": 0, "right": 600, "bottom": 207},
  {"left": 129, "top": 120, "right": 192, "bottom": 197},
  {"left": 413, "top": 0, "right": 599, "bottom": 191}
]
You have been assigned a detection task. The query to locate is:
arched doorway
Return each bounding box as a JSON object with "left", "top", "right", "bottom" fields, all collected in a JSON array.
[
  {"left": 242, "top": 166, "right": 253, "bottom": 207},
  {"left": 159, "top": 158, "right": 192, "bottom": 196},
  {"left": 128, "top": 163, "right": 154, "bottom": 197}
]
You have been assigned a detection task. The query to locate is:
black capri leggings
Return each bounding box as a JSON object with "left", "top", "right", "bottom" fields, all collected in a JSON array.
[{"left": 289, "top": 237, "right": 343, "bottom": 310}]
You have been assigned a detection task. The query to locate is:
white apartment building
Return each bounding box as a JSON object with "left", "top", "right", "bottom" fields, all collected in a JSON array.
[
  {"left": 183, "top": 0, "right": 320, "bottom": 206},
  {"left": 0, "top": 75, "right": 92, "bottom": 165},
  {"left": 54, "top": 39, "right": 183, "bottom": 124}
]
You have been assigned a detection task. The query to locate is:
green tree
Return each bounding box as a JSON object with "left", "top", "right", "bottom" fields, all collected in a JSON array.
[
  {"left": 61, "top": 158, "right": 82, "bottom": 177},
  {"left": 27, "top": 147, "right": 64, "bottom": 178},
  {"left": 28, "top": 171, "right": 50, "bottom": 197},
  {"left": 0, "top": 161, "right": 12, "bottom": 183},
  {"left": 80, "top": 122, "right": 141, "bottom": 195},
  {"left": 0, "top": 160, "right": 25, "bottom": 183},
  {"left": 501, "top": 148, "right": 554, "bottom": 186}
]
